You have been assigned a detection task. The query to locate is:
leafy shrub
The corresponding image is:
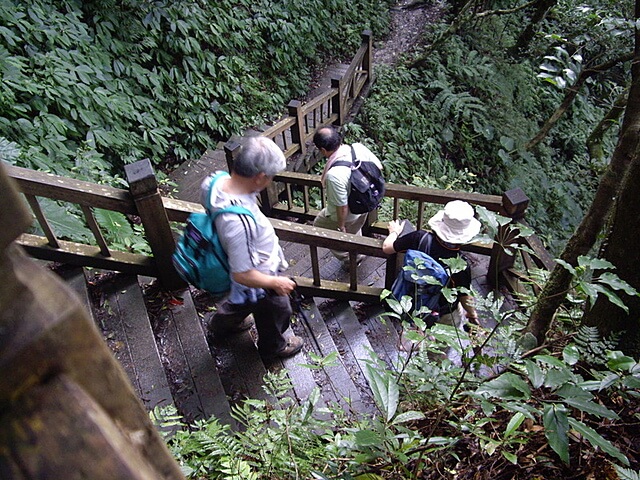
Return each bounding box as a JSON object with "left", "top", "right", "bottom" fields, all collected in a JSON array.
[{"left": 1, "top": 0, "right": 392, "bottom": 179}]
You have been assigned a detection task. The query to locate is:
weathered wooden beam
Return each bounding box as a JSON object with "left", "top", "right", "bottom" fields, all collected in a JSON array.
[
  {"left": 5, "top": 163, "right": 136, "bottom": 213},
  {"left": 18, "top": 233, "right": 156, "bottom": 275},
  {"left": 1, "top": 161, "right": 184, "bottom": 479}
]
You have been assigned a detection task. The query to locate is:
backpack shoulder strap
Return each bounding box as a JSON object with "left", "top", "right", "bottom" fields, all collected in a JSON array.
[
  {"left": 210, "top": 204, "right": 255, "bottom": 222},
  {"left": 328, "top": 145, "right": 357, "bottom": 170},
  {"left": 417, "top": 231, "right": 433, "bottom": 255}
]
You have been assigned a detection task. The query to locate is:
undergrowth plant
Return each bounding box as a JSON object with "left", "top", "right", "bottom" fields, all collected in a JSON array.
[{"left": 1, "top": 0, "right": 392, "bottom": 180}]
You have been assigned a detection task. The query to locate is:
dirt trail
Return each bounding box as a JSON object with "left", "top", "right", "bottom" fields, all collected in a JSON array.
[{"left": 374, "top": 0, "right": 440, "bottom": 65}]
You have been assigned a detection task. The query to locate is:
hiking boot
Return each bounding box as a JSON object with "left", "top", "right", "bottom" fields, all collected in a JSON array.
[
  {"left": 207, "top": 314, "right": 255, "bottom": 340},
  {"left": 265, "top": 335, "right": 304, "bottom": 359}
]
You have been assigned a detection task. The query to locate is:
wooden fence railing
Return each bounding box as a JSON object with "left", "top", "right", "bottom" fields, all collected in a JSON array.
[
  {"left": 242, "top": 30, "right": 373, "bottom": 173},
  {"left": 5, "top": 158, "right": 552, "bottom": 303}
]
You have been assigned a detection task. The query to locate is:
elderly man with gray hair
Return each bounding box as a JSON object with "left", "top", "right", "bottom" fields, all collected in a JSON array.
[{"left": 202, "top": 136, "right": 304, "bottom": 359}]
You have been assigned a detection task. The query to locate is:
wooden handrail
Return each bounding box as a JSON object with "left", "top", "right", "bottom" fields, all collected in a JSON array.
[
  {"left": 7, "top": 161, "right": 508, "bottom": 301},
  {"left": 0, "top": 163, "right": 185, "bottom": 479}
]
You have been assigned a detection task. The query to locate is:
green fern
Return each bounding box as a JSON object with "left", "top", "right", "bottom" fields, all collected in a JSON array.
[{"left": 574, "top": 325, "right": 621, "bottom": 366}]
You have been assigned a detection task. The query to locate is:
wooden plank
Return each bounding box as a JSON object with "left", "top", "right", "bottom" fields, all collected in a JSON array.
[
  {"left": 209, "top": 328, "right": 272, "bottom": 405},
  {"left": 358, "top": 304, "right": 403, "bottom": 371},
  {"left": 321, "top": 301, "right": 377, "bottom": 414},
  {"left": 297, "top": 300, "right": 367, "bottom": 414},
  {"left": 6, "top": 164, "right": 136, "bottom": 213},
  {"left": 158, "top": 288, "right": 233, "bottom": 425},
  {"left": 2, "top": 376, "right": 168, "bottom": 480},
  {"left": 53, "top": 266, "right": 93, "bottom": 319},
  {"left": 18, "top": 233, "right": 156, "bottom": 275},
  {"left": 170, "top": 290, "right": 234, "bottom": 422},
  {"left": 102, "top": 275, "right": 173, "bottom": 412}
]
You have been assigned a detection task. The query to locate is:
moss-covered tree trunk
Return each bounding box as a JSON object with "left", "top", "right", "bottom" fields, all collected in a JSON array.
[{"left": 525, "top": 0, "right": 640, "bottom": 345}]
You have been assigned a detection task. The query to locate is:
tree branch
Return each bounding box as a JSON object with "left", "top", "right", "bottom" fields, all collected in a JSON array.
[{"left": 525, "top": 52, "right": 634, "bottom": 151}]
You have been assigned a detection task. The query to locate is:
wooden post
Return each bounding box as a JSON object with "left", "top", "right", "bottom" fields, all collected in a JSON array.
[
  {"left": 488, "top": 188, "right": 530, "bottom": 286},
  {"left": 124, "top": 159, "right": 185, "bottom": 290},
  {"left": 288, "top": 99, "right": 307, "bottom": 157},
  {"left": 0, "top": 164, "right": 184, "bottom": 480},
  {"left": 361, "top": 30, "right": 373, "bottom": 83},
  {"left": 224, "top": 139, "right": 240, "bottom": 172},
  {"left": 331, "top": 77, "right": 345, "bottom": 126}
]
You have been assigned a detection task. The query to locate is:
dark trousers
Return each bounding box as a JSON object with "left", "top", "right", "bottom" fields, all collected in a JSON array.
[{"left": 211, "top": 292, "right": 292, "bottom": 354}]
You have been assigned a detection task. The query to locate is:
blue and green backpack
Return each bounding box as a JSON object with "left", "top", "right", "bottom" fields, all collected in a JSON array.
[
  {"left": 391, "top": 233, "right": 450, "bottom": 324},
  {"left": 172, "top": 172, "right": 255, "bottom": 295}
]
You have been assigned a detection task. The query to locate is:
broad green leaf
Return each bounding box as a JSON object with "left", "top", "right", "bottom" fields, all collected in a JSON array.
[
  {"left": 607, "top": 351, "right": 638, "bottom": 372},
  {"left": 562, "top": 344, "right": 580, "bottom": 365},
  {"left": 500, "top": 401, "right": 539, "bottom": 419},
  {"left": 364, "top": 364, "right": 399, "bottom": 422},
  {"left": 568, "top": 418, "right": 629, "bottom": 466},
  {"left": 577, "top": 255, "right": 615, "bottom": 270},
  {"left": 598, "top": 373, "right": 621, "bottom": 390},
  {"left": 392, "top": 410, "right": 425, "bottom": 425},
  {"left": 562, "top": 397, "right": 618, "bottom": 419},
  {"left": 502, "top": 451, "right": 518, "bottom": 464},
  {"left": 476, "top": 373, "right": 531, "bottom": 400},
  {"left": 556, "top": 384, "right": 591, "bottom": 401},
  {"left": 504, "top": 412, "right": 525, "bottom": 438},
  {"left": 524, "top": 359, "right": 545, "bottom": 389},
  {"left": 555, "top": 259, "right": 576, "bottom": 275},
  {"left": 535, "top": 354, "right": 566, "bottom": 368},
  {"left": 598, "top": 272, "right": 638, "bottom": 296},
  {"left": 544, "top": 367, "right": 574, "bottom": 389},
  {"left": 37, "top": 199, "right": 92, "bottom": 243},
  {"left": 543, "top": 404, "right": 569, "bottom": 464},
  {"left": 354, "top": 429, "right": 382, "bottom": 448}
]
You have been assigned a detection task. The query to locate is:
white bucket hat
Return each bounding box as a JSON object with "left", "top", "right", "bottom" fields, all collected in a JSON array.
[{"left": 428, "top": 200, "right": 481, "bottom": 244}]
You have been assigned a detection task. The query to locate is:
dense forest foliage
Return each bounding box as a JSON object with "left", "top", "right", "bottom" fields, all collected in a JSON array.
[
  {"left": 357, "top": 0, "right": 633, "bottom": 253},
  {"left": 1, "top": 1, "right": 633, "bottom": 253},
  {"left": 0, "top": 0, "right": 391, "bottom": 180}
]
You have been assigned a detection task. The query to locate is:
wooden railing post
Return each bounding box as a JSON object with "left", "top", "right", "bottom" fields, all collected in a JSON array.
[
  {"left": 124, "top": 159, "right": 186, "bottom": 290},
  {"left": 331, "top": 77, "right": 345, "bottom": 125},
  {"left": 361, "top": 30, "right": 373, "bottom": 82},
  {"left": 0, "top": 164, "right": 184, "bottom": 480},
  {"left": 488, "top": 188, "right": 530, "bottom": 286},
  {"left": 288, "top": 99, "right": 307, "bottom": 157}
]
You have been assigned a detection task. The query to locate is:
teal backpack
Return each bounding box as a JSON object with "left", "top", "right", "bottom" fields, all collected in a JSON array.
[{"left": 172, "top": 172, "right": 255, "bottom": 295}]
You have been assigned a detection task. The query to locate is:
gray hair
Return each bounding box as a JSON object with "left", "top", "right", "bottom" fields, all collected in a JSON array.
[{"left": 233, "top": 137, "right": 286, "bottom": 177}]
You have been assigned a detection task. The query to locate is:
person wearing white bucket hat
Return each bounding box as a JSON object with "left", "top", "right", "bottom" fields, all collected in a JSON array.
[
  {"left": 382, "top": 200, "right": 481, "bottom": 329},
  {"left": 427, "top": 200, "right": 481, "bottom": 244}
]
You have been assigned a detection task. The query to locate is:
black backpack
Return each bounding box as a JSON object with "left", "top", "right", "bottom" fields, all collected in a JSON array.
[{"left": 332, "top": 145, "right": 385, "bottom": 214}]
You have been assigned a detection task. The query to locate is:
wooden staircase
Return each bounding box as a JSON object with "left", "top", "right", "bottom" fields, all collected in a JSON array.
[
  {"left": 51, "top": 241, "right": 498, "bottom": 428},
  {"left": 51, "top": 258, "right": 405, "bottom": 427}
]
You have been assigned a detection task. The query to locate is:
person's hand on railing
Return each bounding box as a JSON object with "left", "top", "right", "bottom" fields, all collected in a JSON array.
[{"left": 387, "top": 219, "right": 404, "bottom": 236}]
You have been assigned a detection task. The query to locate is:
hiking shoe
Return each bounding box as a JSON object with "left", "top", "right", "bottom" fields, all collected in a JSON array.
[
  {"left": 208, "top": 314, "right": 255, "bottom": 339},
  {"left": 267, "top": 336, "right": 304, "bottom": 359}
]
